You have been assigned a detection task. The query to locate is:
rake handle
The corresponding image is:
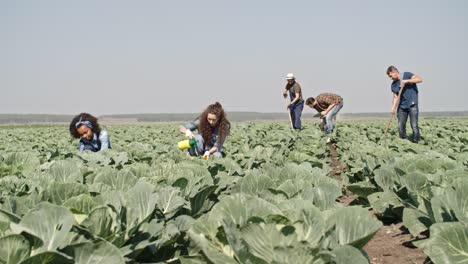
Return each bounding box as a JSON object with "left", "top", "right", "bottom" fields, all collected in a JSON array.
[
  {"left": 285, "top": 97, "right": 294, "bottom": 129},
  {"left": 382, "top": 84, "right": 405, "bottom": 139}
]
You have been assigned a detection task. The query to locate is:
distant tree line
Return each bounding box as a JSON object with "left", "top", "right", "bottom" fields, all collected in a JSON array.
[
  {"left": 0, "top": 114, "right": 73, "bottom": 124},
  {"left": 0, "top": 111, "right": 466, "bottom": 124}
]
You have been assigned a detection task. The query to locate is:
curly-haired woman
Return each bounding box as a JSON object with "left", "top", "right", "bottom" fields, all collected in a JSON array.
[
  {"left": 69, "top": 113, "right": 111, "bottom": 152},
  {"left": 179, "top": 102, "right": 230, "bottom": 159}
]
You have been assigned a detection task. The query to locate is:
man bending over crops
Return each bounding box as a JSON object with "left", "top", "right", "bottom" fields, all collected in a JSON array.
[
  {"left": 306, "top": 93, "right": 343, "bottom": 143},
  {"left": 179, "top": 102, "right": 230, "bottom": 159},
  {"left": 387, "top": 66, "right": 423, "bottom": 143},
  {"left": 282, "top": 73, "right": 304, "bottom": 130}
]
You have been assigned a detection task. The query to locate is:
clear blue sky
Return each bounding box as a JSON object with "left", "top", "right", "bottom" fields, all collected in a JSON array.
[{"left": 1, "top": 0, "right": 467, "bottom": 115}]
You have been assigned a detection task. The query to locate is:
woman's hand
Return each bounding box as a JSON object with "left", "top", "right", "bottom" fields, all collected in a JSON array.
[
  {"left": 203, "top": 151, "right": 210, "bottom": 160},
  {"left": 320, "top": 111, "right": 327, "bottom": 118},
  {"left": 185, "top": 129, "right": 194, "bottom": 138}
]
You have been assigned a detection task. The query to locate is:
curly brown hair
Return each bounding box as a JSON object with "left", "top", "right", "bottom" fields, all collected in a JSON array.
[
  {"left": 69, "top": 113, "right": 101, "bottom": 139},
  {"left": 198, "top": 102, "right": 230, "bottom": 148}
]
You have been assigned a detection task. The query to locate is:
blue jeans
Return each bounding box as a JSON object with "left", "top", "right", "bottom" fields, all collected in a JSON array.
[
  {"left": 322, "top": 103, "right": 343, "bottom": 134},
  {"left": 289, "top": 101, "right": 304, "bottom": 130},
  {"left": 397, "top": 105, "right": 420, "bottom": 142},
  {"left": 187, "top": 134, "right": 223, "bottom": 157}
]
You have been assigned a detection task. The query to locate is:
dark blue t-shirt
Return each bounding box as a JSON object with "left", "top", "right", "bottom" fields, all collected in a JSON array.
[{"left": 391, "top": 72, "right": 419, "bottom": 109}]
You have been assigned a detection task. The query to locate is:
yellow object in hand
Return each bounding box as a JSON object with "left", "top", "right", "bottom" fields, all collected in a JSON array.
[{"left": 178, "top": 138, "right": 197, "bottom": 150}]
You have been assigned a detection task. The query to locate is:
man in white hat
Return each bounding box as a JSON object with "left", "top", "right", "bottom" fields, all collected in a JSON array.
[{"left": 282, "top": 73, "right": 304, "bottom": 129}]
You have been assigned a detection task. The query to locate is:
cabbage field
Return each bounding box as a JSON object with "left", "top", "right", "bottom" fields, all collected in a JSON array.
[{"left": 0, "top": 119, "right": 467, "bottom": 264}]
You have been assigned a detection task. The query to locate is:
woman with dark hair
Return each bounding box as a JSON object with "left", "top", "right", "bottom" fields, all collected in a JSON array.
[
  {"left": 179, "top": 102, "right": 230, "bottom": 159},
  {"left": 69, "top": 113, "right": 111, "bottom": 152}
]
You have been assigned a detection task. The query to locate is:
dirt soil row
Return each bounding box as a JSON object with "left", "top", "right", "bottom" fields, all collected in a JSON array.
[{"left": 328, "top": 143, "right": 430, "bottom": 264}]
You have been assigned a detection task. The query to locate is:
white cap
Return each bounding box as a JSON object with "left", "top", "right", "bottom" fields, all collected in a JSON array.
[{"left": 286, "top": 73, "right": 295, "bottom": 80}]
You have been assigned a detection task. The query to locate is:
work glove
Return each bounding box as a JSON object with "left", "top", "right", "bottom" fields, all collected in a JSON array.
[{"left": 185, "top": 130, "right": 194, "bottom": 138}]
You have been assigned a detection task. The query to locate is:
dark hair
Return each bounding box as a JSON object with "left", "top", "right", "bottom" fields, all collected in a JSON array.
[
  {"left": 306, "top": 97, "right": 315, "bottom": 105},
  {"left": 69, "top": 113, "right": 101, "bottom": 138},
  {"left": 386, "top": 65, "right": 399, "bottom": 74},
  {"left": 199, "top": 102, "right": 230, "bottom": 148}
]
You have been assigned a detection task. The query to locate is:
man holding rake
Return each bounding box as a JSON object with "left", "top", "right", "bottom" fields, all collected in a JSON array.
[
  {"left": 386, "top": 65, "right": 423, "bottom": 143},
  {"left": 282, "top": 73, "right": 304, "bottom": 130}
]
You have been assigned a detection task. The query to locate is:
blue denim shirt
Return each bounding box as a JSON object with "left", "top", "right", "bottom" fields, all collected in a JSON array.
[
  {"left": 391, "top": 72, "right": 419, "bottom": 109},
  {"left": 181, "top": 119, "right": 227, "bottom": 151},
  {"left": 78, "top": 129, "right": 111, "bottom": 152}
]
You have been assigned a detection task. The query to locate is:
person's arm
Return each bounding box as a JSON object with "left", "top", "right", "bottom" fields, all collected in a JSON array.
[
  {"left": 321, "top": 103, "right": 336, "bottom": 117},
  {"left": 290, "top": 92, "right": 301, "bottom": 106},
  {"left": 179, "top": 119, "right": 200, "bottom": 137},
  {"left": 391, "top": 93, "right": 399, "bottom": 114},
  {"left": 203, "top": 141, "right": 219, "bottom": 159},
  {"left": 203, "top": 146, "right": 219, "bottom": 159},
  {"left": 282, "top": 87, "right": 288, "bottom": 98},
  {"left": 203, "top": 131, "right": 228, "bottom": 159},
  {"left": 99, "top": 130, "right": 110, "bottom": 150},
  {"left": 401, "top": 74, "right": 423, "bottom": 88}
]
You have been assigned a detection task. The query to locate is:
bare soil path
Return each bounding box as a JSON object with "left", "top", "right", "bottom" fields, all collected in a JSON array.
[{"left": 328, "top": 143, "right": 429, "bottom": 264}]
